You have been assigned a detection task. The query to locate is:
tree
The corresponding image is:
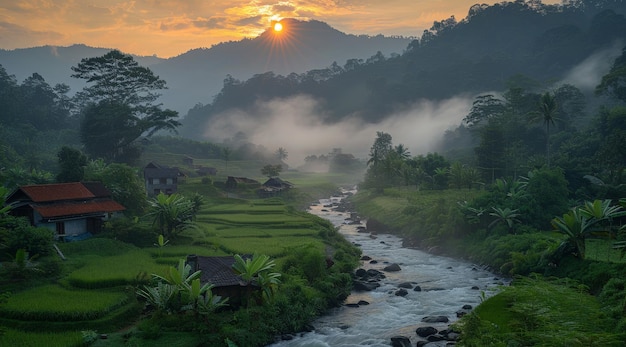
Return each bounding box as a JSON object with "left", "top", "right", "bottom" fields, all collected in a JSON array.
[
  {"left": 488, "top": 207, "right": 522, "bottom": 233},
  {"left": 261, "top": 164, "right": 282, "bottom": 177},
  {"left": 528, "top": 92, "right": 559, "bottom": 167},
  {"left": 56, "top": 146, "right": 87, "bottom": 183},
  {"left": 232, "top": 254, "right": 281, "bottom": 305},
  {"left": 367, "top": 131, "right": 393, "bottom": 167},
  {"left": 595, "top": 46, "right": 626, "bottom": 103},
  {"left": 146, "top": 193, "right": 196, "bottom": 238},
  {"left": 72, "top": 50, "right": 180, "bottom": 163},
  {"left": 84, "top": 162, "right": 147, "bottom": 216},
  {"left": 275, "top": 147, "right": 288, "bottom": 162}
]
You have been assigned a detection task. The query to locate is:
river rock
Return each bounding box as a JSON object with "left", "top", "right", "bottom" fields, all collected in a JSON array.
[
  {"left": 421, "top": 315, "right": 449, "bottom": 323},
  {"left": 416, "top": 326, "right": 438, "bottom": 337},
  {"left": 395, "top": 288, "right": 409, "bottom": 296},
  {"left": 384, "top": 263, "right": 402, "bottom": 272},
  {"left": 398, "top": 282, "right": 413, "bottom": 289},
  {"left": 353, "top": 280, "right": 380, "bottom": 291},
  {"left": 427, "top": 334, "right": 446, "bottom": 342},
  {"left": 390, "top": 336, "right": 412, "bottom": 347},
  {"left": 413, "top": 285, "right": 422, "bottom": 291}
]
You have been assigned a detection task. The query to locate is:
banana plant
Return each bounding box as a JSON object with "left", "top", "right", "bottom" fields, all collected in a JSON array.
[
  {"left": 152, "top": 259, "right": 201, "bottom": 289},
  {"left": 551, "top": 208, "right": 596, "bottom": 259}
]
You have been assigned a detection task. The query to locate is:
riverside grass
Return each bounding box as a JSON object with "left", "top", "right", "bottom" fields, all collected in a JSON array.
[{"left": 458, "top": 276, "right": 625, "bottom": 346}]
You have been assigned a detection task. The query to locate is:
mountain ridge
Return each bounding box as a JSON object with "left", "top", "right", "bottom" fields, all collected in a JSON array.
[{"left": 0, "top": 19, "right": 412, "bottom": 114}]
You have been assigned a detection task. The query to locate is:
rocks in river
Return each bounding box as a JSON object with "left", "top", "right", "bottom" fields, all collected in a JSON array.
[
  {"left": 383, "top": 263, "right": 402, "bottom": 272},
  {"left": 395, "top": 288, "right": 409, "bottom": 296},
  {"left": 398, "top": 282, "right": 413, "bottom": 289},
  {"left": 456, "top": 304, "right": 474, "bottom": 317},
  {"left": 416, "top": 326, "right": 438, "bottom": 337},
  {"left": 345, "top": 300, "right": 370, "bottom": 307},
  {"left": 353, "top": 268, "right": 385, "bottom": 291},
  {"left": 390, "top": 336, "right": 412, "bottom": 347},
  {"left": 414, "top": 326, "right": 462, "bottom": 346},
  {"left": 353, "top": 281, "right": 380, "bottom": 291},
  {"left": 413, "top": 285, "right": 422, "bottom": 291},
  {"left": 360, "top": 255, "right": 372, "bottom": 261},
  {"left": 421, "top": 316, "right": 449, "bottom": 323}
]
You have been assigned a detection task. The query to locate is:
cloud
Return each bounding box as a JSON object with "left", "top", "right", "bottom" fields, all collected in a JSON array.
[
  {"left": 203, "top": 94, "right": 473, "bottom": 166},
  {"left": 560, "top": 41, "right": 623, "bottom": 92}
]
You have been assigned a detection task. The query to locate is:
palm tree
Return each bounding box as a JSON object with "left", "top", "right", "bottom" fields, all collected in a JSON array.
[
  {"left": 529, "top": 92, "right": 559, "bottom": 167},
  {"left": 146, "top": 193, "right": 196, "bottom": 238},
  {"left": 394, "top": 144, "right": 411, "bottom": 160},
  {"left": 488, "top": 207, "right": 521, "bottom": 233}
]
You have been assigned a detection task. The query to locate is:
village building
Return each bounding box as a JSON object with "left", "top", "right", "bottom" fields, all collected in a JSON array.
[
  {"left": 143, "top": 162, "right": 186, "bottom": 196},
  {"left": 6, "top": 182, "right": 126, "bottom": 241},
  {"left": 258, "top": 177, "right": 294, "bottom": 197},
  {"left": 225, "top": 176, "right": 260, "bottom": 190},
  {"left": 186, "top": 254, "right": 255, "bottom": 308}
]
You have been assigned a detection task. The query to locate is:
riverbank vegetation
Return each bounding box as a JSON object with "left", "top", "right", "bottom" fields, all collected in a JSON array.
[{"left": 349, "top": 47, "right": 626, "bottom": 343}]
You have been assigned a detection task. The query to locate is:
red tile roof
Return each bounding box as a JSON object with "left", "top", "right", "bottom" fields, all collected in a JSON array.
[
  {"left": 19, "top": 183, "right": 95, "bottom": 202},
  {"left": 34, "top": 200, "right": 126, "bottom": 219}
]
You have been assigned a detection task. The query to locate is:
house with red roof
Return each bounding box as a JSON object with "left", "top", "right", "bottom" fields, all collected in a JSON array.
[{"left": 6, "top": 182, "right": 126, "bottom": 241}]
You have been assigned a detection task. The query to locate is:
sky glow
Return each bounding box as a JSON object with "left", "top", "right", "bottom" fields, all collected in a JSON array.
[{"left": 0, "top": 0, "right": 561, "bottom": 58}]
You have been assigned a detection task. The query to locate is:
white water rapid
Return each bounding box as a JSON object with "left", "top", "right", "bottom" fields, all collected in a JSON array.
[{"left": 269, "top": 192, "right": 504, "bottom": 347}]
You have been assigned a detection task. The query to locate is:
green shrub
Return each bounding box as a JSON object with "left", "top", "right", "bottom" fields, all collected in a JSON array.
[
  {"left": 0, "top": 216, "right": 54, "bottom": 258},
  {"left": 103, "top": 217, "right": 155, "bottom": 247}
]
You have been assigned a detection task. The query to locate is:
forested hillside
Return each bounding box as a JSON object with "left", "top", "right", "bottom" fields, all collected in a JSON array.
[{"left": 180, "top": 0, "right": 626, "bottom": 139}]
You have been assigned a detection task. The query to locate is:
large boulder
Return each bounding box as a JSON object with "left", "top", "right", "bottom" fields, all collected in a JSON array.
[
  {"left": 421, "top": 316, "right": 449, "bottom": 323},
  {"left": 390, "top": 336, "right": 412, "bottom": 347},
  {"left": 416, "top": 326, "right": 438, "bottom": 337},
  {"left": 353, "top": 280, "right": 380, "bottom": 291},
  {"left": 384, "top": 263, "right": 402, "bottom": 272}
]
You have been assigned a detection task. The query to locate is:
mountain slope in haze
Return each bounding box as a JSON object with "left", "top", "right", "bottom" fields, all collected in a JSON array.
[
  {"left": 0, "top": 19, "right": 411, "bottom": 114},
  {"left": 178, "top": 0, "right": 626, "bottom": 141}
]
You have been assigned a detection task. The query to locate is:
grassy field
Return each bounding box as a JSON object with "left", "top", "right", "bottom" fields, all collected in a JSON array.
[{"left": 0, "top": 169, "right": 355, "bottom": 346}]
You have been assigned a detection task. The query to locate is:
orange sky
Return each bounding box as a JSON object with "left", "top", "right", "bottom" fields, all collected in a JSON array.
[{"left": 0, "top": 0, "right": 561, "bottom": 58}]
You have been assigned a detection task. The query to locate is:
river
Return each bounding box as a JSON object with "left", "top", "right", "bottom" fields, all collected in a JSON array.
[{"left": 269, "top": 192, "right": 504, "bottom": 347}]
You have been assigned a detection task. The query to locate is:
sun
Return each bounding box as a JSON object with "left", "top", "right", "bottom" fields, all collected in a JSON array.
[{"left": 273, "top": 22, "right": 283, "bottom": 32}]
